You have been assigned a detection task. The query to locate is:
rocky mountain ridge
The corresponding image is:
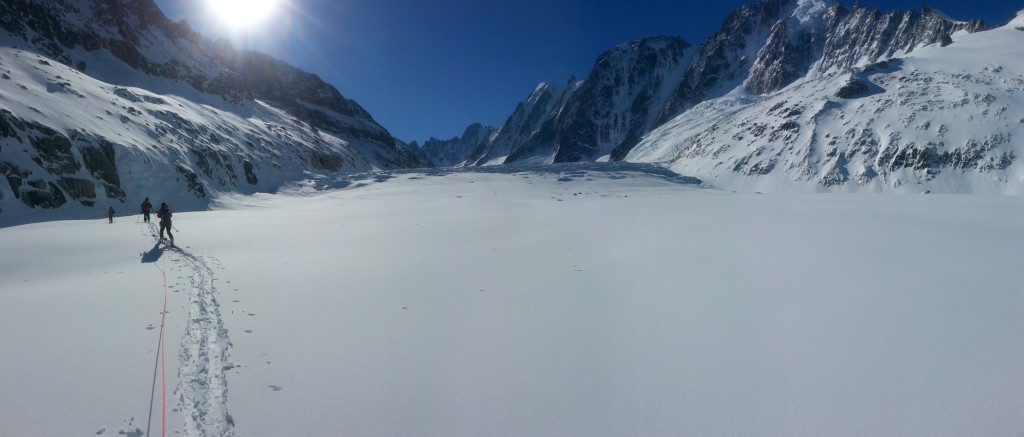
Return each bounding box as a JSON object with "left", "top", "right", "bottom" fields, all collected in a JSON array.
[
  {"left": 0, "top": 0, "right": 429, "bottom": 226},
  {"left": 626, "top": 17, "right": 1024, "bottom": 193},
  {"left": 417, "top": 123, "right": 496, "bottom": 168},
  {"left": 428, "top": 0, "right": 1013, "bottom": 193}
]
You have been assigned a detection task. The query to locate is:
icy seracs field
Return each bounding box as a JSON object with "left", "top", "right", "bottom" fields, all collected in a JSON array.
[{"left": 1, "top": 165, "right": 1023, "bottom": 437}]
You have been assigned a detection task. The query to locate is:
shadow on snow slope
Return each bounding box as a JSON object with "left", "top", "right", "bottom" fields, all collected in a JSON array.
[{"left": 306, "top": 162, "right": 705, "bottom": 192}]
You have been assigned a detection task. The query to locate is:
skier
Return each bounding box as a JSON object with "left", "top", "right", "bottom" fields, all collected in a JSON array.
[
  {"left": 156, "top": 202, "right": 174, "bottom": 244},
  {"left": 140, "top": 197, "right": 153, "bottom": 223},
  {"left": 107, "top": 206, "right": 116, "bottom": 224}
]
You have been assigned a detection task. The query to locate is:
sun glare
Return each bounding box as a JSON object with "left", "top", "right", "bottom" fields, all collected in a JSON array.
[{"left": 206, "top": 0, "right": 279, "bottom": 29}]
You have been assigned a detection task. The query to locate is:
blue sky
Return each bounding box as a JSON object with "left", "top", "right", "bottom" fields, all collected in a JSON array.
[{"left": 153, "top": 0, "right": 1022, "bottom": 144}]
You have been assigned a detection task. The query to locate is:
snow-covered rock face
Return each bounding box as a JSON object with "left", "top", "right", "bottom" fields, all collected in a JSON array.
[
  {"left": 0, "top": 0, "right": 429, "bottom": 226},
  {"left": 429, "top": 0, "right": 1006, "bottom": 193},
  {"left": 743, "top": 0, "right": 829, "bottom": 95},
  {"left": 478, "top": 80, "right": 578, "bottom": 165},
  {"left": 658, "top": 0, "right": 793, "bottom": 124},
  {"left": 466, "top": 36, "right": 693, "bottom": 165},
  {"left": 547, "top": 36, "right": 693, "bottom": 163},
  {"left": 627, "top": 18, "right": 1024, "bottom": 193},
  {"left": 812, "top": 4, "right": 987, "bottom": 75},
  {"left": 418, "top": 123, "right": 497, "bottom": 167}
]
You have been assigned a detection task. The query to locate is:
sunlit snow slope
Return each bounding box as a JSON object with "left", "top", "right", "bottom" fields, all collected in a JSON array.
[
  {"left": 627, "top": 10, "right": 1024, "bottom": 193},
  {"left": 0, "top": 0, "right": 427, "bottom": 228}
]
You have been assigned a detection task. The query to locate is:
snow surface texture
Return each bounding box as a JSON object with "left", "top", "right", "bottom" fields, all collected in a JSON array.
[
  {"left": 1, "top": 164, "right": 1023, "bottom": 436},
  {"left": 627, "top": 10, "right": 1024, "bottom": 193}
]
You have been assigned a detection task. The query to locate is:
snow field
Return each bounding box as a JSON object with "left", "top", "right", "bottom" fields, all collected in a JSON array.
[{"left": 1, "top": 167, "right": 1023, "bottom": 436}]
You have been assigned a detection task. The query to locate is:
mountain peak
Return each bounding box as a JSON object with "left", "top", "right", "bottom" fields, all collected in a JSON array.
[{"left": 422, "top": 0, "right": 1011, "bottom": 193}]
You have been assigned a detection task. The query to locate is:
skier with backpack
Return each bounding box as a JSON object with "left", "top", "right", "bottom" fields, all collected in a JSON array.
[
  {"left": 157, "top": 202, "right": 174, "bottom": 245},
  {"left": 140, "top": 198, "right": 153, "bottom": 222},
  {"left": 106, "top": 206, "right": 116, "bottom": 224}
]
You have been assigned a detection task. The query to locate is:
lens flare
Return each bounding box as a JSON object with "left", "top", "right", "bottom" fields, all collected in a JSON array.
[{"left": 206, "top": 0, "right": 279, "bottom": 29}]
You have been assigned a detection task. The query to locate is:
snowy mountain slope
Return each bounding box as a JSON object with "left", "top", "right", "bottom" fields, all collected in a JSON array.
[
  {"left": 471, "top": 80, "right": 579, "bottom": 166},
  {"left": 417, "top": 123, "right": 497, "bottom": 167},
  {"left": 657, "top": 0, "right": 795, "bottom": 124},
  {"left": 542, "top": 36, "right": 693, "bottom": 163},
  {"left": 2, "top": 167, "right": 1023, "bottom": 436},
  {"left": 426, "top": 0, "right": 1005, "bottom": 194},
  {"left": 811, "top": 3, "right": 986, "bottom": 76},
  {"left": 743, "top": 0, "right": 831, "bottom": 95},
  {"left": 0, "top": 0, "right": 428, "bottom": 227},
  {"left": 0, "top": 0, "right": 396, "bottom": 142},
  {"left": 627, "top": 11, "right": 1024, "bottom": 193},
  {"left": 478, "top": 37, "right": 696, "bottom": 165},
  {"left": 455, "top": 36, "right": 694, "bottom": 166}
]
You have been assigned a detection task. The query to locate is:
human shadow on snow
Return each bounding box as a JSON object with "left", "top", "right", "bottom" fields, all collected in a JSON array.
[{"left": 140, "top": 242, "right": 164, "bottom": 263}]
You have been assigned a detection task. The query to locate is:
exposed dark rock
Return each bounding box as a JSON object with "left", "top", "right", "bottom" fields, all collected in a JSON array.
[
  {"left": 420, "top": 123, "right": 496, "bottom": 167},
  {"left": 79, "top": 139, "right": 124, "bottom": 200},
  {"left": 190, "top": 147, "right": 237, "bottom": 185},
  {"left": 835, "top": 77, "right": 871, "bottom": 99},
  {"left": 0, "top": 109, "right": 26, "bottom": 139},
  {"left": 175, "top": 165, "right": 206, "bottom": 198},
  {"left": 657, "top": 0, "right": 791, "bottom": 125},
  {"left": 1, "top": 163, "right": 30, "bottom": 199},
  {"left": 309, "top": 151, "right": 344, "bottom": 172},
  {"left": 28, "top": 125, "right": 79, "bottom": 175},
  {"left": 243, "top": 161, "right": 258, "bottom": 185},
  {"left": 816, "top": 5, "right": 987, "bottom": 74},
  {"left": 58, "top": 177, "right": 96, "bottom": 200},
  {"left": 21, "top": 181, "right": 67, "bottom": 209},
  {"left": 746, "top": 12, "right": 827, "bottom": 95},
  {"left": 820, "top": 155, "right": 850, "bottom": 186}
]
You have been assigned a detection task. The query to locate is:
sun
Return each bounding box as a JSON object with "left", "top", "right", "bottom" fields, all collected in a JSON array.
[{"left": 206, "top": 0, "right": 280, "bottom": 29}]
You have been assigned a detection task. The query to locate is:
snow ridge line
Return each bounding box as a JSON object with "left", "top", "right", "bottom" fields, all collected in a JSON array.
[{"left": 169, "top": 246, "right": 235, "bottom": 436}]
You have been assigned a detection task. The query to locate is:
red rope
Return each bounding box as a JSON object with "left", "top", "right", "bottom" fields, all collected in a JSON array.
[{"left": 159, "top": 253, "right": 169, "bottom": 437}]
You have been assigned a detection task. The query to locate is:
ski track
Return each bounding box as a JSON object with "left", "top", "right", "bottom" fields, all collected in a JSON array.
[{"left": 145, "top": 222, "right": 234, "bottom": 436}]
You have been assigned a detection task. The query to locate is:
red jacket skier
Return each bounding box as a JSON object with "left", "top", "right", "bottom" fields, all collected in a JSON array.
[{"left": 140, "top": 198, "right": 153, "bottom": 223}]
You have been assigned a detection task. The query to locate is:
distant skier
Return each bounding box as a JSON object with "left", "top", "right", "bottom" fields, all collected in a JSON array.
[
  {"left": 140, "top": 197, "right": 153, "bottom": 222},
  {"left": 107, "top": 206, "right": 116, "bottom": 224},
  {"left": 157, "top": 202, "right": 173, "bottom": 244}
]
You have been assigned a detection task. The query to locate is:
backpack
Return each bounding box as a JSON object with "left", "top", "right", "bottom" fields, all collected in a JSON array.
[{"left": 158, "top": 206, "right": 172, "bottom": 223}]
